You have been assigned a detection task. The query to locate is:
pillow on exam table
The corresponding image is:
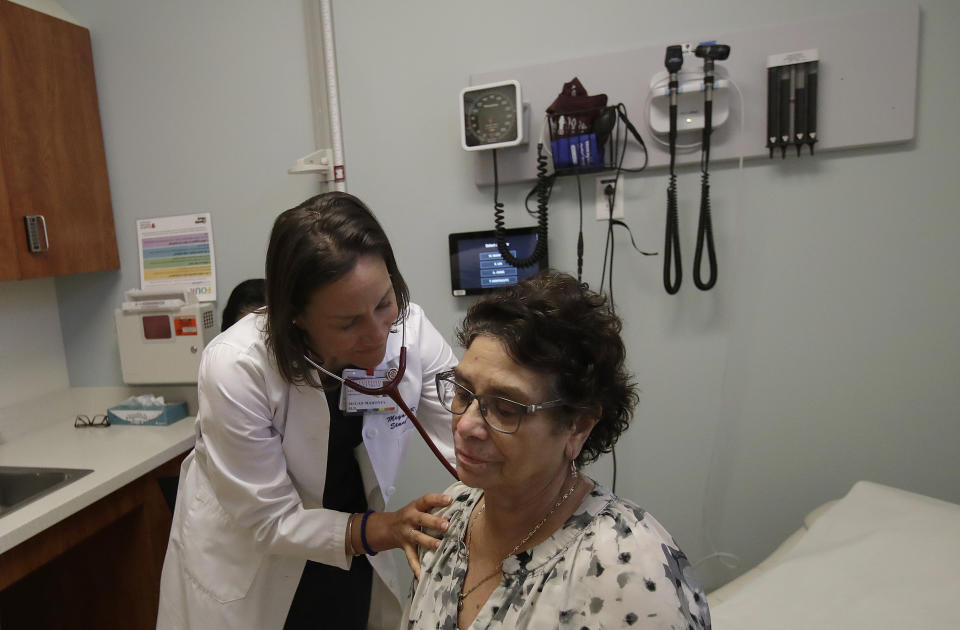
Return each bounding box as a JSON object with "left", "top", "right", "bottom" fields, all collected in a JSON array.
[{"left": 708, "top": 481, "right": 960, "bottom": 629}]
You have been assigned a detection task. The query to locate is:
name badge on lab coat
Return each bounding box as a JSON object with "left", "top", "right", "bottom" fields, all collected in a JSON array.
[{"left": 339, "top": 368, "right": 398, "bottom": 414}]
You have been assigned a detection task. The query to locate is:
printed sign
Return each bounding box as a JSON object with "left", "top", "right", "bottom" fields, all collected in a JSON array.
[{"left": 137, "top": 213, "right": 217, "bottom": 301}]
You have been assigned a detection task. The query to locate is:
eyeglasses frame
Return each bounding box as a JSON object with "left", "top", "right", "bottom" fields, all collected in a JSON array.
[
  {"left": 435, "top": 369, "right": 565, "bottom": 434},
  {"left": 74, "top": 414, "right": 110, "bottom": 428}
]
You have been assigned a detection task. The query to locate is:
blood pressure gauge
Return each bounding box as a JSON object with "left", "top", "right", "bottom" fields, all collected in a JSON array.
[{"left": 460, "top": 80, "right": 523, "bottom": 151}]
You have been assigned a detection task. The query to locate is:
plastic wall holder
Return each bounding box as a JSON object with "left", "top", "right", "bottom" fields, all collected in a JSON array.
[
  {"left": 547, "top": 105, "right": 614, "bottom": 175},
  {"left": 648, "top": 71, "right": 731, "bottom": 135}
]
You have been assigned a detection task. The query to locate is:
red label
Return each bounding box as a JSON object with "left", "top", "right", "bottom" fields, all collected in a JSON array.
[{"left": 174, "top": 316, "right": 198, "bottom": 336}]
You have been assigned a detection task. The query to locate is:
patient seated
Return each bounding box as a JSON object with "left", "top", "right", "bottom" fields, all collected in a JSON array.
[{"left": 403, "top": 271, "right": 710, "bottom": 629}]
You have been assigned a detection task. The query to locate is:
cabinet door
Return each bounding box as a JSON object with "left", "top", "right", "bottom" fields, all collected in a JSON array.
[{"left": 0, "top": 1, "right": 119, "bottom": 280}]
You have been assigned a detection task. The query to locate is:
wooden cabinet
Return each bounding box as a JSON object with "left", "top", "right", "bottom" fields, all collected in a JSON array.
[
  {"left": 0, "top": 0, "right": 118, "bottom": 281},
  {"left": 0, "top": 454, "right": 185, "bottom": 629}
]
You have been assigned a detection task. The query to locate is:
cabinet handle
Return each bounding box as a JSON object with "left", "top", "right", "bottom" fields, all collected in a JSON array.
[{"left": 24, "top": 214, "right": 50, "bottom": 253}]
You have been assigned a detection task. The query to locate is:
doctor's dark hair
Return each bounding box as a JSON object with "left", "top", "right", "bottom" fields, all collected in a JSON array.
[
  {"left": 456, "top": 270, "right": 637, "bottom": 466},
  {"left": 264, "top": 192, "right": 409, "bottom": 387}
]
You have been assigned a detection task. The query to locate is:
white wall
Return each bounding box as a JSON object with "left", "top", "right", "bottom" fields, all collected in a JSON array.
[
  {"left": 0, "top": 279, "right": 69, "bottom": 410},
  {"left": 28, "top": 0, "right": 959, "bottom": 595},
  {"left": 53, "top": 0, "right": 322, "bottom": 385},
  {"left": 330, "top": 0, "right": 960, "bottom": 590},
  {"left": 9, "top": 0, "right": 79, "bottom": 24},
  {"left": 0, "top": 1, "right": 80, "bottom": 420}
]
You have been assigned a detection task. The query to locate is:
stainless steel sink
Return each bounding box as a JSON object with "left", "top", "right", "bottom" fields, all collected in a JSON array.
[{"left": 0, "top": 466, "right": 93, "bottom": 518}]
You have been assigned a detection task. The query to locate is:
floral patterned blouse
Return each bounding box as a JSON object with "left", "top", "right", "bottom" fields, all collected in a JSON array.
[{"left": 403, "top": 480, "right": 710, "bottom": 629}]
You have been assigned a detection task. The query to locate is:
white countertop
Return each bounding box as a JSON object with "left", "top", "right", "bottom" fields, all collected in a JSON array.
[{"left": 0, "top": 386, "right": 198, "bottom": 554}]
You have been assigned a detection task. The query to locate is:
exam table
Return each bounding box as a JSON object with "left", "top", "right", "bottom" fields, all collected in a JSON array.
[{"left": 708, "top": 481, "right": 960, "bottom": 629}]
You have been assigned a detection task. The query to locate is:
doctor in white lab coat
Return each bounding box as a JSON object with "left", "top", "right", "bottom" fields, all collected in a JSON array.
[{"left": 157, "top": 192, "right": 457, "bottom": 630}]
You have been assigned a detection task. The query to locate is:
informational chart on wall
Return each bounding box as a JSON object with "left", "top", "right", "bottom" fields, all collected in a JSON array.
[{"left": 136, "top": 213, "right": 217, "bottom": 302}]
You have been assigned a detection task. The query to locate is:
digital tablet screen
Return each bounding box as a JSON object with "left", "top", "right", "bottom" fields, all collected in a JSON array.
[{"left": 448, "top": 227, "right": 547, "bottom": 296}]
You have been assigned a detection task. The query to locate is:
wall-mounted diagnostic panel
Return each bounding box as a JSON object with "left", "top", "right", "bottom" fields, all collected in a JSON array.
[{"left": 466, "top": 4, "right": 918, "bottom": 185}]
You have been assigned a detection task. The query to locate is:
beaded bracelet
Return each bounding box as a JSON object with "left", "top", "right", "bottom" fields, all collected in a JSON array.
[{"left": 360, "top": 509, "right": 377, "bottom": 556}]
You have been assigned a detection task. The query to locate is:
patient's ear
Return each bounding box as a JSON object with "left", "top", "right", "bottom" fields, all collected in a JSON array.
[{"left": 564, "top": 411, "right": 599, "bottom": 461}]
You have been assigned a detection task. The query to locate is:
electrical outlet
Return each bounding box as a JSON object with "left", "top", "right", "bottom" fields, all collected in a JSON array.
[{"left": 595, "top": 174, "right": 624, "bottom": 221}]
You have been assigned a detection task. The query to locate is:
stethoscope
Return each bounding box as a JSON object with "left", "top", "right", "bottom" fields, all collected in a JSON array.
[{"left": 302, "top": 321, "right": 460, "bottom": 480}]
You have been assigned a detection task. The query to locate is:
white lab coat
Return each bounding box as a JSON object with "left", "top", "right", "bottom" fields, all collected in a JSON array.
[{"left": 156, "top": 304, "right": 456, "bottom": 630}]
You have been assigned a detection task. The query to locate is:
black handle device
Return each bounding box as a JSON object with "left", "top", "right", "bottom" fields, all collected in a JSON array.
[
  {"left": 692, "top": 43, "right": 729, "bottom": 291},
  {"left": 794, "top": 64, "right": 807, "bottom": 156},
  {"left": 766, "top": 67, "right": 779, "bottom": 158},
  {"left": 806, "top": 61, "right": 818, "bottom": 154},
  {"left": 662, "top": 45, "right": 684, "bottom": 295},
  {"left": 778, "top": 66, "right": 791, "bottom": 158}
]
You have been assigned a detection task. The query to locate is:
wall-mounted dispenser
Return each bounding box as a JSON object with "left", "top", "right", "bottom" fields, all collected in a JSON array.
[
  {"left": 115, "top": 288, "right": 216, "bottom": 384},
  {"left": 766, "top": 49, "right": 819, "bottom": 158}
]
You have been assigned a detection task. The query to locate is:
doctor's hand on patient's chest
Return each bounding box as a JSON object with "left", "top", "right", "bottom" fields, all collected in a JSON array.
[{"left": 363, "top": 493, "right": 453, "bottom": 578}]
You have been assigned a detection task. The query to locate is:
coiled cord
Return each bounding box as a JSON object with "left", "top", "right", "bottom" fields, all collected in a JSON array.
[
  {"left": 493, "top": 148, "right": 548, "bottom": 268},
  {"left": 694, "top": 92, "right": 718, "bottom": 290},
  {"left": 664, "top": 171, "right": 681, "bottom": 294},
  {"left": 663, "top": 94, "right": 682, "bottom": 295},
  {"left": 693, "top": 171, "right": 717, "bottom": 289},
  {"left": 533, "top": 142, "right": 554, "bottom": 216}
]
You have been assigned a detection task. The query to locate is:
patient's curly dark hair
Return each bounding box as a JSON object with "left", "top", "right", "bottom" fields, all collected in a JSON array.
[{"left": 456, "top": 270, "right": 638, "bottom": 466}]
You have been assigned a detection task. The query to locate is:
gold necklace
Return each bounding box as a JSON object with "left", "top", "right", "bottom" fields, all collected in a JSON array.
[{"left": 458, "top": 468, "right": 579, "bottom": 612}]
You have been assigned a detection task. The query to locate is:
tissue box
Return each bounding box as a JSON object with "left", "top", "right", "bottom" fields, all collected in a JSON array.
[{"left": 107, "top": 401, "right": 189, "bottom": 426}]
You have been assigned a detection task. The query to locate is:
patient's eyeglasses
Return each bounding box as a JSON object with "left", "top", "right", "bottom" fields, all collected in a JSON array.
[
  {"left": 74, "top": 414, "right": 110, "bottom": 428},
  {"left": 435, "top": 370, "right": 564, "bottom": 434}
]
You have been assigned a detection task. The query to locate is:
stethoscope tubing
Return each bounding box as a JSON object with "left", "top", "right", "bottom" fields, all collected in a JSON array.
[{"left": 302, "top": 347, "right": 460, "bottom": 480}]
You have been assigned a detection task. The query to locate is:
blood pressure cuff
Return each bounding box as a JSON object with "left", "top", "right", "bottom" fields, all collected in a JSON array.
[
  {"left": 546, "top": 77, "right": 608, "bottom": 138},
  {"left": 547, "top": 77, "right": 610, "bottom": 169}
]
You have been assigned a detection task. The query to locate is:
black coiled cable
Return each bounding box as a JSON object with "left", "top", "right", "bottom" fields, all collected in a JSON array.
[
  {"left": 694, "top": 91, "right": 718, "bottom": 290},
  {"left": 664, "top": 97, "right": 682, "bottom": 295},
  {"left": 664, "top": 172, "right": 681, "bottom": 294},
  {"left": 693, "top": 171, "right": 717, "bottom": 289},
  {"left": 493, "top": 147, "right": 548, "bottom": 268},
  {"left": 534, "top": 142, "right": 553, "bottom": 213}
]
